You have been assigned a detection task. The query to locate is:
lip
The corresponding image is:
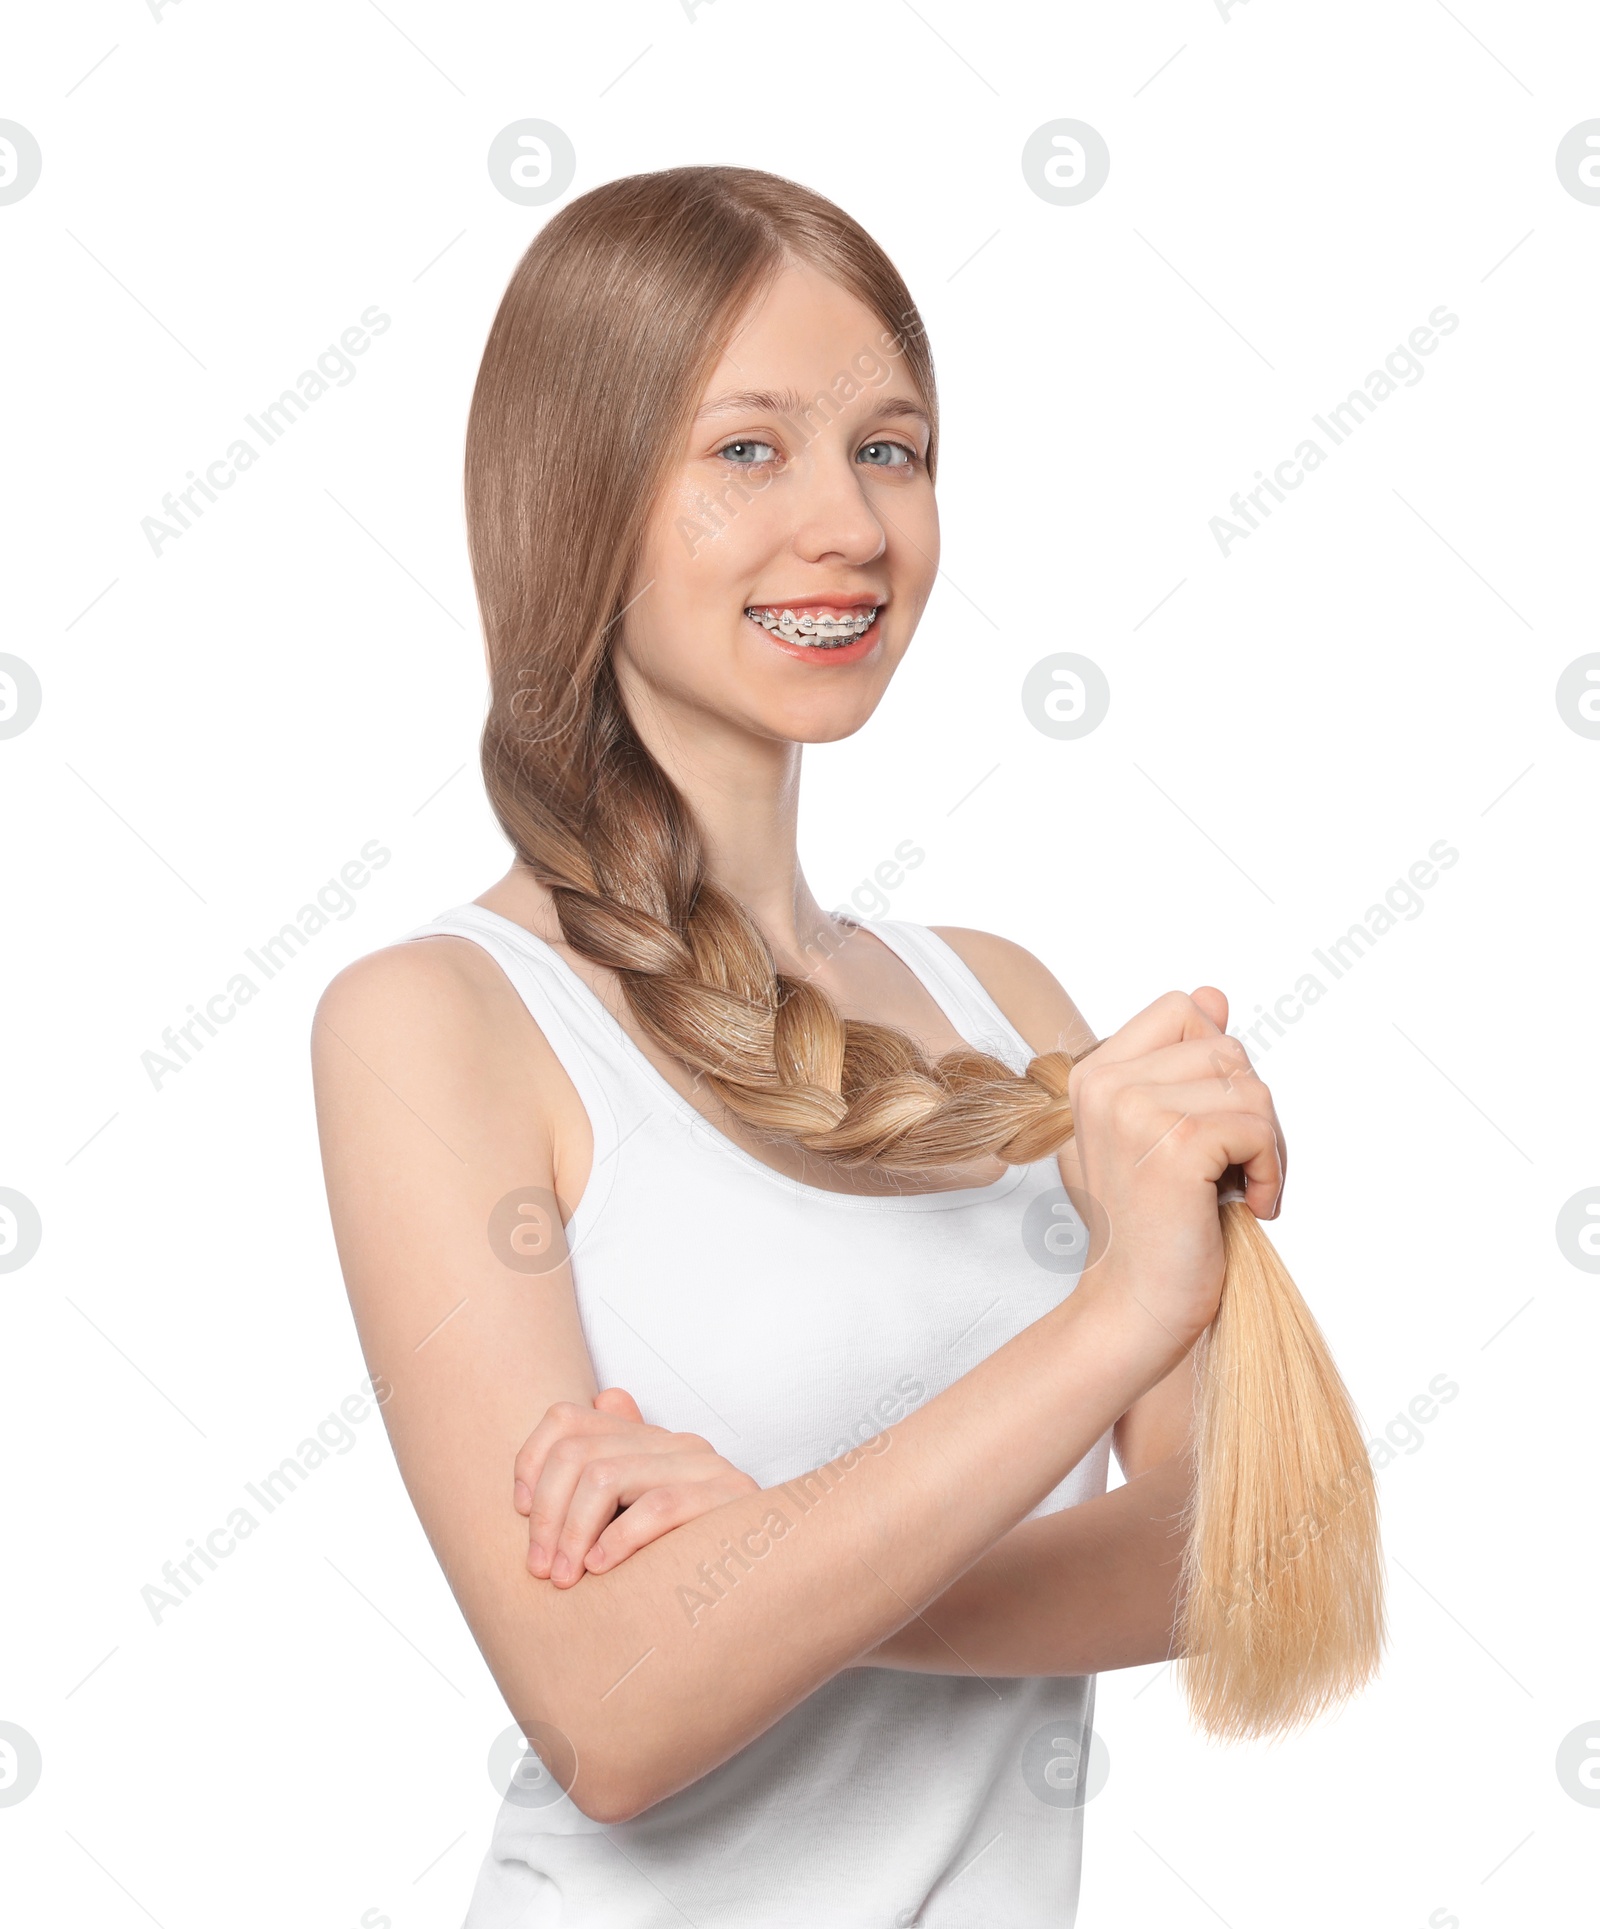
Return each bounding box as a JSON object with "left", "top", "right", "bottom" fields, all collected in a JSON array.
[
  {"left": 744, "top": 599, "right": 886, "bottom": 665},
  {"left": 748, "top": 595, "right": 882, "bottom": 613}
]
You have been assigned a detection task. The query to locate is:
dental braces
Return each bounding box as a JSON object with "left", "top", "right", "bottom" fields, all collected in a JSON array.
[{"left": 745, "top": 606, "right": 879, "bottom": 643}]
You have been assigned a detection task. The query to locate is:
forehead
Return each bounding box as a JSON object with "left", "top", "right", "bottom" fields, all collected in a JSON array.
[{"left": 695, "top": 260, "right": 914, "bottom": 414}]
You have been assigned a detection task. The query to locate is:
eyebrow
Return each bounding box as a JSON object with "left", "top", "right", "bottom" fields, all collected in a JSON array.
[{"left": 695, "top": 386, "right": 931, "bottom": 427}]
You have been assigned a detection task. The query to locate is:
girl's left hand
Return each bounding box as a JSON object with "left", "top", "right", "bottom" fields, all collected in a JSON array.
[{"left": 513, "top": 1386, "right": 760, "bottom": 1586}]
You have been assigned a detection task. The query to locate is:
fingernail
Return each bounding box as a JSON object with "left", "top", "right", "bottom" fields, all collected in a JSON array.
[
  {"left": 514, "top": 1481, "right": 531, "bottom": 1512},
  {"left": 528, "top": 1541, "right": 546, "bottom": 1571},
  {"left": 551, "top": 1552, "right": 570, "bottom": 1583},
  {"left": 588, "top": 1545, "right": 607, "bottom": 1570}
]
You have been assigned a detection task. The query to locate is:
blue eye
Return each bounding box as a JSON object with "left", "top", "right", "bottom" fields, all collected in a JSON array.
[
  {"left": 858, "top": 441, "right": 913, "bottom": 467},
  {"left": 718, "top": 439, "right": 778, "bottom": 465}
]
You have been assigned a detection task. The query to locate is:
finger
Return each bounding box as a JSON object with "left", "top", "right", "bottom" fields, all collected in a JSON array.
[
  {"left": 1076, "top": 988, "right": 1226, "bottom": 1072},
  {"left": 586, "top": 1470, "right": 761, "bottom": 1573},
  {"left": 524, "top": 1437, "right": 596, "bottom": 1578},
  {"left": 1164, "top": 1107, "right": 1285, "bottom": 1219},
  {"left": 1142, "top": 1032, "right": 1286, "bottom": 1209},
  {"left": 552, "top": 1447, "right": 755, "bottom": 1583},
  {"left": 545, "top": 1449, "right": 710, "bottom": 1585},
  {"left": 1127, "top": 1092, "right": 1286, "bottom": 1212},
  {"left": 513, "top": 1401, "right": 592, "bottom": 1518},
  {"left": 539, "top": 1447, "right": 713, "bottom": 1583},
  {"left": 513, "top": 1399, "right": 647, "bottom": 1514},
  {"left": 1080, "top": 1033, "right": 1261, "bottom": 1097},
  {"left": 1116, "top": 1075, "right": 1281, "bottom": 1131},
  {"left": 1189, "top": 985, "right": 1229, "bottom": 1033},
  {"left": 547, "top": 1458, "right": 631, "bottom": 1586},
  {"left": 592, "top": 1386, "right": 645, "bottom": 1424},
  {"left": 525, "top": 1426, "right": 668, "bottom": 1574}
]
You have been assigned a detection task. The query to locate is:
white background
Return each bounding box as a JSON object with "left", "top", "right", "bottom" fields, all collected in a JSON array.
[{"left": 3, "top": 2, "right": 1597, "bottom": 1925}]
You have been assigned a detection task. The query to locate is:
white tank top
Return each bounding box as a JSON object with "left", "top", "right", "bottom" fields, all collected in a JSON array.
[{"left": 406, "top": 904, "right": 1113, "bottom": 1929}]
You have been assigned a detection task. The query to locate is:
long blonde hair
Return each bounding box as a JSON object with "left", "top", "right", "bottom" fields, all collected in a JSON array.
[{"left": 464, "top": 163, "right": 1384, "bottom": 1739}]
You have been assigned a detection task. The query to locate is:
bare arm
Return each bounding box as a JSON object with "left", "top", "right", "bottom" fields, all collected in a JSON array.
[
  {"left": 851, "top": 1454, "right": 1189, "bottom": 1675},
  {"left": 313, "top": 936, "right": 1275, "bottom": 1824}
]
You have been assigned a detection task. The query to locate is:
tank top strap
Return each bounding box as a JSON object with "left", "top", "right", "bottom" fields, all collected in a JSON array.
[{"left": 863, "top": 920, "right": 1038, "bottom": 1073}]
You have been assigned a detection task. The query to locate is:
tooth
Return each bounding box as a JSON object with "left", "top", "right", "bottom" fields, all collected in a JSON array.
[{"left": 744, "top": 606, "right": 876, "bottom": 641}]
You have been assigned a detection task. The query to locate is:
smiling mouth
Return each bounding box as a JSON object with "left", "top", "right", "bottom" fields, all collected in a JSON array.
[{"left": 743, "top": 605, "right": 882, "bottom": 648}]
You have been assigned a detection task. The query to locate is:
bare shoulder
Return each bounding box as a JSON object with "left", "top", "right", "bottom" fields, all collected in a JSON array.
[
  {"left": 311, "top": 932, "right": 557, "bottom": 1098},
  {"left": 928, "top": 926, "right": 1099, "bottom": 1062},
  {"left": 310, "top": 930, "right": 584, "bottom": 1189},
  {"left": 315, "top": 932, "right": 513, "bottom": 1045}
]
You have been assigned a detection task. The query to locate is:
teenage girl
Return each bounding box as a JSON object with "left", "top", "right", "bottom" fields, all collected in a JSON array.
[{"left": 312, "top": 165, "right": 1285, "bottom": 1928}]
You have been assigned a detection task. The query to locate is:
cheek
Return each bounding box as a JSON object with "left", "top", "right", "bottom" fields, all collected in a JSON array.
[
  {"left": 620, "top": 484, "right": 763, "bottom": 687},
  {"left": 891, "top": 488, "right": 940, "bottom": 606},
  {"left": 645, "top": 469, "right": 776, "bottom": 586},
  {"left": 618, "top": 593, "right": 737, "bottom": 709}
]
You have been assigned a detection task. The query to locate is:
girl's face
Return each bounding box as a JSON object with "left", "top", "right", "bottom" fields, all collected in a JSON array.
[{"left": 615, "top": 259, "right": 940, "bottom": 747}]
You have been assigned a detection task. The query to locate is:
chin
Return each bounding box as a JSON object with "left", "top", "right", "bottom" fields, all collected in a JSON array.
[{"left": 754, "top": 688, "right": 889, "bottom": 745}]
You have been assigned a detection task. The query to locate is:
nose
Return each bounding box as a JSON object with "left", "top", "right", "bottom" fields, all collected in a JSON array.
[{"left": 789, "top": 444, "right": 888, "bottom": 570}]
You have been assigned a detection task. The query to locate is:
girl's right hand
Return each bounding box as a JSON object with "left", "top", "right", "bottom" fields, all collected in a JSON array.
[{"left": 1065, "top": 986, "right": 1286, "bottom": 1362}]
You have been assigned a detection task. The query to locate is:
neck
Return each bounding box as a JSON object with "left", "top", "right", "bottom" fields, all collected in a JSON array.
[{"left": 609, "top": 667, "right": 840, "bottom": 976}]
